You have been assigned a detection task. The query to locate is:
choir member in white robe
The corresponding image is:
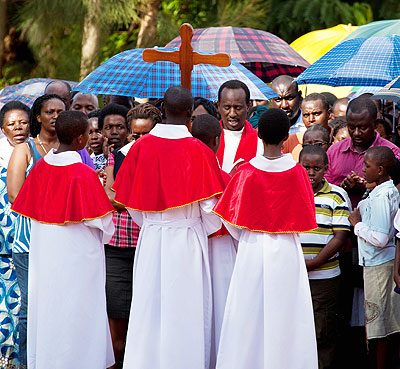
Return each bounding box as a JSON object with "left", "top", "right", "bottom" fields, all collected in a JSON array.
[{"left": 112, "top": 87, "right": 225, "bottom": 369}]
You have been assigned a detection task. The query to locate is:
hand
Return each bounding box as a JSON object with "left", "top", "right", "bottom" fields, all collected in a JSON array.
[
  {"left": 341, "top": 171, "right": 366, "bottom": 191},
  {"left": 96, "top": 169, "right": 107, "bottom": 187},
  {"left": 102, "top": 137, "right": 114, "bottom": 159},
  {"left": 348, "top": 207, "right": 361, "bottom": 227},
  {"left": 305, "top": 259, "right": 317, "bottom": 271}
]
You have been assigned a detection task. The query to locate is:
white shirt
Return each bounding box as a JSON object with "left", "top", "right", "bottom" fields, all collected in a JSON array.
[{"left": 289, "top": 110, "right": 306, "bottom": 135}]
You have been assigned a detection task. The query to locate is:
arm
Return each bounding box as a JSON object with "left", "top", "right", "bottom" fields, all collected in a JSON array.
[
  {"left": 306, "top": 230, "right": 348, "bottom": 271},
  {"left": 199, "top": 197, "right": 222, "bottom": 236},
  {"left": 395, "top": 238, "right": 400, "bottom": 289},
  {"left": 7, "top": 143, "right": 30, "bottom": 203},
  {"left": 104, "top": 164, "right": 125, "bottom": 211}
]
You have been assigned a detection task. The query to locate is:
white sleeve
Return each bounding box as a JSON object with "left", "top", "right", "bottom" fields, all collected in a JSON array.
[
  {"left": 127, "top": 209, "right": 144, "bottom": 227},
  {"left": 354, "top": 222, "right": 390, "bottom": 248},
  {"left": 199, "top": 197, "right": 222, "bottom": 236},
  {"left": 222, "top": 220, "right": 243, "bottom": 241},
  {"left": 83, "top": 213, "right": 115, "bottom": 244}
]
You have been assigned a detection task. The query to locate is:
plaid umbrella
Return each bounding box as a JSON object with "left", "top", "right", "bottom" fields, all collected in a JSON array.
[
  {"left": 371, "top": 76, "right": 400, "bottom": 103},
  {"left": 295, "top": 36, "right": 400, "bottom": 87},
  {"left": 74, "top": 48, "right": 278, "bottom": 101},
  {"left": 0, "top": 78, "right": 77, "bottom": 108},
  {"left": 165, "top": 27, "right": 309, "bottom": 83}
]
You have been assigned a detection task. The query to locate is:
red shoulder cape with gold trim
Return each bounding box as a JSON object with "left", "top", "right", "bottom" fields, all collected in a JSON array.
[
  {"left": 213, "top": 162, "right": 317, "bottom": 233},
  {"left": 112, "top": 134, "right": 224, "bottom": 212},
  {"left": 216, "top": 120, "right": 258, "bottom": 167},
  {"left": 11, "top": 158, "right": 114, "bottom": 225}
]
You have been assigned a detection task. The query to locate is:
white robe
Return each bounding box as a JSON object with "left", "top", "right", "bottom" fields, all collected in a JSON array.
[
  {"left": 27, "top": 150, "right": 115, "bottom": 369},
  {"left": 122, "top": 124, "right": 222, "bottom": 369},
  {"left": 208, "top": 235, "right": 237, "bottom": 369},
  {"left": 215, "top": 155, "right": 318, "bottom": 369}
]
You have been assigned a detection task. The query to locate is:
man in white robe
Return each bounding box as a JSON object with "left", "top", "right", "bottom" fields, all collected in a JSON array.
[{"left": 112, "top": 86, "right": 225, "bottom": 369}]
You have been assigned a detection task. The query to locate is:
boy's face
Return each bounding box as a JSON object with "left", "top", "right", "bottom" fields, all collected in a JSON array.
[
  {"left": 362, "top": 153, "right": 381, "bottom": 184},
  {"left": 88, "top": 117, "right": 104, "bottom": 155},
  {"left": 300, "top": 153, "right": 328, "bottom": 193}
]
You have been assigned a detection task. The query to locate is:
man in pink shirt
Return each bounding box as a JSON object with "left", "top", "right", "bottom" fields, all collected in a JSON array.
[{"left": 325, "top": 97, "right": 400, "bottom": 208}]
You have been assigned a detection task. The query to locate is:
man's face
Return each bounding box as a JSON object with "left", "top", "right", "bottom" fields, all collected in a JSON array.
[
  {"left": 218, "top": 88, "right": 249, "bottom": 131},
  {"left": 271, "top": 83, "right": 301, "bottom": 121},
  {"left": 333, "top": 101, "right": 348, "bottom": 118},
  {"left": 130, "top": 118, "right": 154, "bottom": 141},
  {"left": 102, "top": 114, "right": 128, "bottom": 150},
  {"left": 347, "top": 110, "right": 376, "bottom": 151},
  {"left": 301, "top": 99, "right": 330, "bottom": 130},
  {"left": 70, "top": 93, "right": 98, "bottom": 116}
]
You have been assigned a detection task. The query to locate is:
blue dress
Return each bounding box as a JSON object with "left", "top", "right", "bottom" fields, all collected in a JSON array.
[{"left": 0, "top": 166, "right": 19, "bottom": 368}]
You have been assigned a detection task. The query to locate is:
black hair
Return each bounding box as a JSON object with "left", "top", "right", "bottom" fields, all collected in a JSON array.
[
  {"left": 258, "top": 108, "right": 289, "bottom": 144},
  {"left": 55, "top": 111, "right": 88, "bottom": 145},
  {"left": 376, "top": 118, "right": 392, "bottom": 138},
  {"left": 299, "top": 144, "right": 329, "bottom": 165},
  {"left": 164, "top": 86, "right": 193, "bottom": 115},
  {"left": 330, "top": 118, "right": 348, "bottom": 140},
  {"left": 87, "top": 110, "right": 101, "bottom": 119},
  {"left": 0, "top": 101, "right": 30, "bottom": 128},
  {"left": 127, "top": 103, "right": 162, "bottom": 127},
  {"left": 320, "top": 92, "right": 337, "bottom": 108},
  {"left": 191, "top": 114, "right": 222, "bottom": 146},
  {"left": 98, "top": 103, "right": 129, "bottom": 130},
  {"left": 365, "top": 146, "right": 396, "bottom": 173},
  {"left": 194, "top": 97, "right": 218, "bottom": 118},
  {"left": 347, "top": 97, "right": 377, "bottom": 120},
  {"left": 102, "top": 94, "right": 135, "bottom": 109},
  {"left": 303, "top": 125, "right": 330, "bottom": 143},
  {"left": 29, "top": 94, "right": 66, "bottom": 137},
  {"left": 302, "top": 93, "right": 330, "bottom": 111},
  {"left": 218, "top": 80, "right": 250, "bottom": 104}
]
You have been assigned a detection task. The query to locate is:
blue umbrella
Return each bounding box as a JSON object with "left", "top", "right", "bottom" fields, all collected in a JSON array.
[
  {"left": 295, "top": 35, "right": 400, "bottom": 87},
  {"left": 74, "top": 48, "right": 277, "bottom": 101}
]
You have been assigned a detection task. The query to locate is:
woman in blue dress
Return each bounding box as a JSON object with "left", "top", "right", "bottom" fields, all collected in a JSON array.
[{"left": 0, "top": 101, "right": 30, "bottom": 368}]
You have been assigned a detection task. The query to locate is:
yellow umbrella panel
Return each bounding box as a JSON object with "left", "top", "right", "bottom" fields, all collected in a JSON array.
[{"left": 291, "top": 24, "right": 357, "bottom": 98}]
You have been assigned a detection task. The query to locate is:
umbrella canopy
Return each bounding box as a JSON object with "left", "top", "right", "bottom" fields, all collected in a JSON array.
[
  {"left": 295, "top": 35, "right": 400, "bottom": 87},
  {"left": 371, "top": 76, "right": 400, "bottom": 103},
  {"left": 74, "top": 48, "right": 278, "bottom": 101},
  {"left": 0, "top": 78, "right": 77, "bottom": 108},
  {"left": 343, "top": 19, "right": 400, "bottom": 41},
  {"left": 291, "top": 24, "right": 357, "bottom": 64},
  {"left": 165, "top": 26, "right": 309, "bottom": 83}
]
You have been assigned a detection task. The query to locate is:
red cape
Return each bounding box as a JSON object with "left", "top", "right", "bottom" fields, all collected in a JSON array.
[
  {"left": 11, "top": 159, "right": 114, "bottom": 225},
  {"left": 213, "top": 162, "right": 317, "bottom": 233},
  {"left": 216, "top": 120, "right": 258, "bottom": 167},
  {"left": 210, "top": 169, "right": 231, "bottom": 239},
  {"left": 112, "top": 134, "right": 224, "bottom": 212}
]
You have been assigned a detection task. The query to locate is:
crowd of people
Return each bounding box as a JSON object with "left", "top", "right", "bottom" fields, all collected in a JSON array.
[{"left": 0, "top": 76, "right": 400, "bottom": 369}]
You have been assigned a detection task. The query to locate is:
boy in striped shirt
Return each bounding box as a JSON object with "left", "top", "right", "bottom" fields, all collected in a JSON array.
[{"left": 299, "top": 145, "right": 351, "bottom": 369}]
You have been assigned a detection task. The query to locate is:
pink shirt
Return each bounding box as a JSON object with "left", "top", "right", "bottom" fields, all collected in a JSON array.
[{"left": 325, "top": 132, "right": 400, "bottom": 208}]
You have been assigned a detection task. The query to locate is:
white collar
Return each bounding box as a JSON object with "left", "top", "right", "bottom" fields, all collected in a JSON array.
[
  {"left": 0, "top": 136, "right": 15, "bottom": 168},
  {"left": 224, "top": 127, "right": 244, "bottom": 136},
  {"left": 250, "top": 153, "right": 296, "bottom": 172},
  {"left": 120, "top": 140, "right": 135, "bottom": 156},
  {"left": 44, "top": 149, "right": 82, "bottom": 166},
  {"left": 150, "top": 124, "right": 192, "bottom": 139}
]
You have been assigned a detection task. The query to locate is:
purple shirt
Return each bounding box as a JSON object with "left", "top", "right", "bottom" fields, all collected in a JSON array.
[
  {"left": 77, "top": 148, "right": 95, "bottom": 169},
  {"left": 325, "top": 132, "right": 400, "bottom": 207}
]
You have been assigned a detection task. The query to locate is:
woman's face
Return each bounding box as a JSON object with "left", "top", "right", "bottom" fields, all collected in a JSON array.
[
  {"left": 37, "top": 98, "right": 65, "bottom": 134},
  {"left": 1, "top": 109, "right": 30, "bottom": 145}
]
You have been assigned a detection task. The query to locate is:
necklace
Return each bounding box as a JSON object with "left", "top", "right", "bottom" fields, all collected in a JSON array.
[
  {"left": 264, "top": 154, "right": 283, "bottom": 160},
  {"left": 37, "top": 135, "right": 49, "bottom": 154}
]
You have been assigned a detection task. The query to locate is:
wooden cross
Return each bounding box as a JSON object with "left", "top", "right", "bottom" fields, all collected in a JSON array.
[{"left": 143, "top": 23, "right": 231, "bottom": 91}]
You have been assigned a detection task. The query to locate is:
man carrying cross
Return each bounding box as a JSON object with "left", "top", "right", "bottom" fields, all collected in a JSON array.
[{"left": 113, "top": 86, "right": 224, "bottom": 369}]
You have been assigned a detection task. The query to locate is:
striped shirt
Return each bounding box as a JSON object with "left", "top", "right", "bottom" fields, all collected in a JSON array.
[{"left": 300, "top": 179, "right": 351, "bottom": 279}]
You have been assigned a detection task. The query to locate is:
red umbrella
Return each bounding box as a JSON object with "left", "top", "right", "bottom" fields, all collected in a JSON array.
[{"left": 166, "top": 26, "right": 309, "bottom": 83}]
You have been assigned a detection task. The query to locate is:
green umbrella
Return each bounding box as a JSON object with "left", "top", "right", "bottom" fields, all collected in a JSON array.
[{"left": 343, "top": 19, "right": 400, "bottom": 41}]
